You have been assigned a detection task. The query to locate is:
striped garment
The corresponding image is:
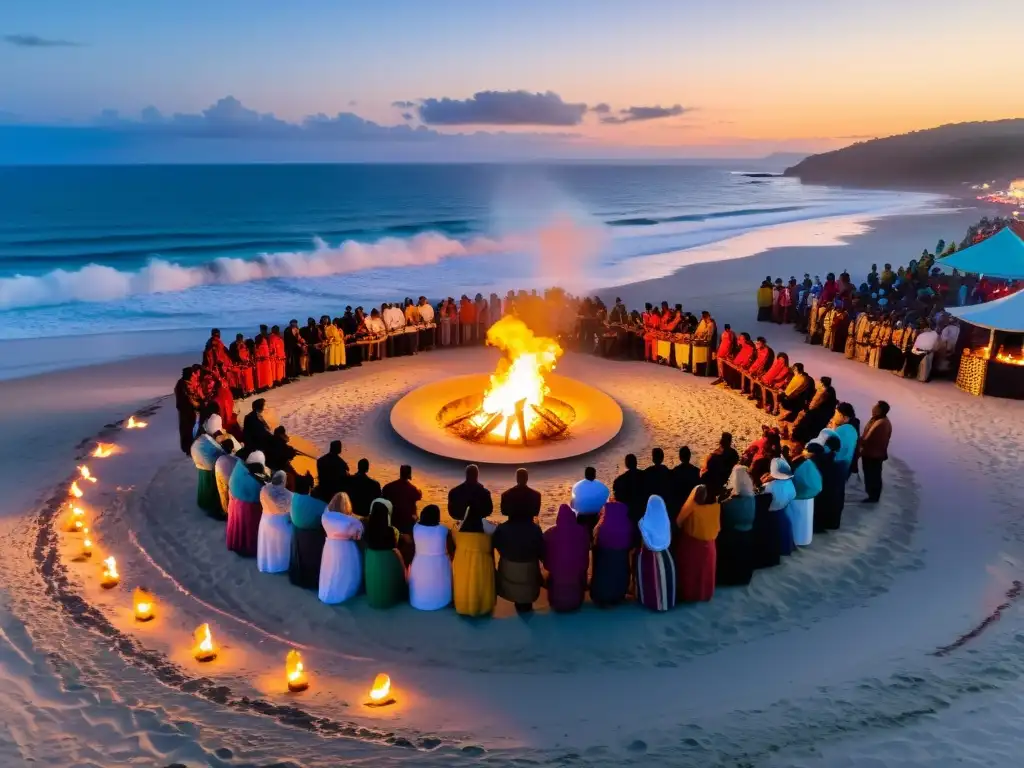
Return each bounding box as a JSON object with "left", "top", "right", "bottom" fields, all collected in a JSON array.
[{"left": 636, "top": 545, "right": 677, "bottom": 612}]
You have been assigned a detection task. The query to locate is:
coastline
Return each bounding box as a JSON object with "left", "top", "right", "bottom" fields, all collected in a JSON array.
[
  {"left": 0, "top": 202, "right": 984, "bottom": 381},
  {"left": 3, "top": 195, "right": 1024, "bottom": 765}
]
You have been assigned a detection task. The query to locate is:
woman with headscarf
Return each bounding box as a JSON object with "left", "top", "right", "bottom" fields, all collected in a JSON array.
[
  {"left": 363, "top": 498, "right": 408, "bottom": 609},
  {"left": 452, "top": 503, "right": 496, "bottom": 617},
  {"left": 762, "top": 458, "right": 796, "bottom": 556},
  {"left": 258, "top": 471, "right": 294, "bottom": 573},
  {"left": 635, "top": 495, "right": 676, "bottom": 611},
  {"left": 409, "top": 504, "right": 454, "bottom": 611},
  {"left": 674, "top": 485, "right": 720, "bottom": 602},
  {"left": 227, "top": 451, "right": 268, "bottom": 556},
  {"left": 717, "top": 466, "right": 757, "bottom": 586},
  {"left": 214, "top": 438, "right": 241, "bottom": 518},
  {"left": 493, "top": 511, "right": 545, "bottom": 613},
  {"left": 590, "top": 501, "right": 634, "bottom": 607},
  {"left": 542, "top": 504, "right": 591, "bottom": 612},
  {"left": 319, "top": 492, "right": 364, "bottom": 604},
  {"left": 789, "top": 444, "right": 823, "bottom": 546},
  {"left": 288, "top": 480, "right": 327, "bottom": 589},
  {"left": 191, "top": 414, "right": 227, "bottom": 517}
]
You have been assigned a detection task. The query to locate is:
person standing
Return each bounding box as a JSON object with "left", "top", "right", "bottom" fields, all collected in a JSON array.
[
  {"left": 447, "top": 464, "right": 493, "bottom": 522},
  {"left": 571, "top": 466, "right": 610, "bottom": 536},
  {"left": 859, "top": 401, "right": 892, "bottom": 504},
  {"left": 174, "top": 366, "right": 200, "bottom": 455},
  {"left": 500, "top": 468, "right": 541, "bottom": 522},
  {"left": 347, "top": 458, "right": 383, "bottom": 518},
  {"left": 315, "top": 440, "right": 349, "bottom": 502}
]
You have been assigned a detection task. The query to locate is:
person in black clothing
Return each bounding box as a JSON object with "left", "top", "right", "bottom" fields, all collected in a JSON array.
[
  {"left": 493, "top": 515, "right": 546, "bottom": 614},
  {"left": 702, "top": 432, "right": 740, "bottom": 498},
  {"left": 612, "top": 453, "right": 646, "bottom": 526},
  {"left": 314, "top": 440, "right": 349, "bottom": 501},
  {"left": 284, "top": 320, "right": 304, "bottom": 379},
  {"left": 174, "top": 366, "right": 198, "bottom": 455},
  {"left": 642, "top": 447, "right": 672, "bottom": 505},
  {"left": 265, "top": 425, "right": 298, "bottom": 475},
  {"left": 447, "top": 464, "right": 493, "bottom": 522},
  {"left": 242, "top": 398, "right": 273, "bottom": 455},
  {"left": 668, "top": 446, "right": 701, "bottom": 513},
  {"left": 346, "top": 458, "right": 382, "bottom": 518},
  {"left": 382, "top": 464, "right": 423, "bottom": 535},
  {"left": 500, "top": 468, "right": 541, "bottom": 522}
]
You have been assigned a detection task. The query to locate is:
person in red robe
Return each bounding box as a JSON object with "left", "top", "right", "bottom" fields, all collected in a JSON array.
[
  {"left": 712, "top": 323, "right": 736, "bottom": 383},
  {"left": 203, "top": 329, "right": 233, "bottom": 372},
  {"left": 211, "top": 368, "right": 239, "bottom": 435},
  {"left": 643, "top": 306, "right": 662, "bottom": 362},
  {"left": 254, "top": 331, "right": 273, "bottom": 391},
  {"left": 229, "top": 334, "right": 254, "bottom": 395},
  {"left": 269, "top": 325, "right": 286, "bottom": 385}
]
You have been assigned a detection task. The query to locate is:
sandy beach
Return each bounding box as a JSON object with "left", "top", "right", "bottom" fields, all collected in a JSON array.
[{"left": 4, "top": 203, "right": 1024, "bottom": 767}]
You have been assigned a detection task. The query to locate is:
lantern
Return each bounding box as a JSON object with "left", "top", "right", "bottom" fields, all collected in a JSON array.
[
  {"left": 65, "top": 505, "right": 86, "bottom": 532},
  {"left": 286, "top": 649, "right": 309, "bottom": 692},
  {"left": 193, "top": 623, "right": 217, "bottom": 662},
  {"left": 82, "top": 528, "right": 93, "bottom": 558},
  {"left": 100, "top": 556, "right": 119, "bottom": 589},
  {"left": 366, "top": 673, "right": 394, "bottom": 707},
  {"left": 126, "top": 415, "right": 147, "bottom": 429},
  {"left": 93, "top": 443, "right": 115, "bottom": 458},
  {"left": 69, "top": 481, "right": 84, "bottom": 499},
  {"left": 133, "top": 587, "right": 155, "bottom": 622},
  {"left": 78, "top": 465, "right": 97, "bottom": 483}
]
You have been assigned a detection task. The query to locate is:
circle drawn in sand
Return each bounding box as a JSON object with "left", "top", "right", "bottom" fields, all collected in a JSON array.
[{"left": 389, "top": 372, "right": 623, "bottom": 464}]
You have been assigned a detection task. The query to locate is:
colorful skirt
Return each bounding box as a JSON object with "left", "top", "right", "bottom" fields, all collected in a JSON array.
[
  {"left": 226, "top": 497, "right": 261, "bottom": 556},
  {"left": 364, "top": 548, "right": 408, "bottom": 609},
  {"left": 197, "top": 468, "right": 223, "bottom": 519},
  {"left": 636, "top": 546, "right": 676, "bottom": 612},
  {"left": 674, "top": 534, "right": 716, "bottom": 602}
]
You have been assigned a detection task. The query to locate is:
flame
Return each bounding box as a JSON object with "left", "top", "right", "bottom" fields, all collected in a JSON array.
[
  {"left": 369, "top": 672, "right": 392, "bottom": 702},
  {"left": 68, "top": 505, "right": 86, "bottom": 532},
  {"left": 69, "top": 481, "right": 83, "bottom": 498},
  {"left": 78, "top": 465, "right": 97, "bottom": 483},
  {"left": 93, "top": 443, "right": 115, "bottom": 458},
  {"left": 101, "top": 556, "right": 119, "bottom": 587},
  {"left": 126, "top": 415, "right": 147, "bottom": 429},
  {"left": 193, "top": 623, "right": 216, "bottom": 660},
  {"left": 133, "top": 587, "right": 154, "bottom": 621},
  {"left": 82, "top": 528, "right": 92, "bottom": 555},
  {"left": 473, "top": 316, "right": 562, "bottom": 441},
  {"left": 970, "top": 346, "right": 1024, "bottom": 366},
  {"left": 286, "top": 649, "right": 308, "bottom": 690}
]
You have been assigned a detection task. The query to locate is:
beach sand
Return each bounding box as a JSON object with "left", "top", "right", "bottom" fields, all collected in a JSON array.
[{"left": 3, "top": 203, "right": 1024, "bottom": 767}]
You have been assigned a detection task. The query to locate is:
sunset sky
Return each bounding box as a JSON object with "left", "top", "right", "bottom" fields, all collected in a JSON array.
[{"left": 2, "top": 0, "right": 1020, "bottom": 161}]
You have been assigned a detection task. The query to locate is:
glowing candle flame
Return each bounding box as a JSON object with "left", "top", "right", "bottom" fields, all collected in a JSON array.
[
  {"left": 66, "top": 505, "right": 86, "bottom": 532},
  {"left": 92, "top": 443, "right": 115, "bottom": 458},
  {"left": 193, "top": 623, "right": 217, "bottom": 662},
  {"left": 78, "top": 465, "right": 97, "bottom": 483},
  {"left": 368, "top": 672, "right": 393, "bottom": 705},
  {"left": 125, "top": 415, "right": 147, "bottom": 429},
  {"left": 69, "top": 481, "right": 83, "bottom": 499},
  {"left": 101, "top": 556, "right": 119, "bottom": 588},
  {"left": 82, "top": 528, "right": 92, "bottom": 557},
  {"left": 286, "top": 649, "right": 309, "bottom": 692},
  {"left": 133, "top": 587, "right": 155, "bottom": 622}
]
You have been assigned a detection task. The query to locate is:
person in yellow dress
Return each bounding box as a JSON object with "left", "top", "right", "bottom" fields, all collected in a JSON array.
[
  {"left": 452, "top": 504, "right": 496, "bottom": 617},
  {"left": 323, "top": 317, "right": 346, "bottom": 369}
]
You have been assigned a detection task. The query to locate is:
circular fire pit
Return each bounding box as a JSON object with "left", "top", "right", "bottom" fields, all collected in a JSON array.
[{"left": 390, "top": 372, "right": 623, "bottom": 464}]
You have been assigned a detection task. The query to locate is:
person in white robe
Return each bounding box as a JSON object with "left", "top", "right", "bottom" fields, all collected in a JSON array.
[
  {"left": 319, "top": 492, "right": 365, "bottom": 604},
  {"left": 408, "top": 504, "right": 453, "bottom": 611},
  {"left": 909, "top": 325, "right": 939, "bottom": 382},
  {"left": 570, "top": 467, "right": 610, "bottom": 535},
  {"left": 257, "top": 471, "right": 294, "bottom": 573},
  {"left": 935, "top": 319, "right": 960, "bottom": 374}
]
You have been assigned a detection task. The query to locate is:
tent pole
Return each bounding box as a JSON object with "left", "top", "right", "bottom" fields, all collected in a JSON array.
[{"left": 988, "top": 328, "right": 996, "bottom": 356}]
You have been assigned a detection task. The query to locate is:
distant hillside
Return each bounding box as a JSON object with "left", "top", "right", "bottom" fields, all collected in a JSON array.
[{"left": 784, "top": 119, "right": 1024, "bottom": 188}]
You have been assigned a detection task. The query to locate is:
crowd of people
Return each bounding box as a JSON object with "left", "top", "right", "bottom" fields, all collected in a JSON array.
[{"left": 187, "top": 376, "right": 892, "bottom": 616}]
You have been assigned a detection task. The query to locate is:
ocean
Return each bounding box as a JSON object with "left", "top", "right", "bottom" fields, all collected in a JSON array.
[{"left": 0, "top": 163, "right": 939, "bottom": 342}]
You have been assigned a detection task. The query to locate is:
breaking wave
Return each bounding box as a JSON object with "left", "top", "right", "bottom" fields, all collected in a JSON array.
[{"left": 0, "top": 232, "right": 515, "bottom": 311}]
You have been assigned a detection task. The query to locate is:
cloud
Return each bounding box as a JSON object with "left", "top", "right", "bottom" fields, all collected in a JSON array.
[
  {"left": 4, "top": 33, "right": 82, "bottom": 48},
  {"left": 600, "top": 104, "right": 688, "bottom": 124},
  {"left": 401, "top": 112, "right": 414, "bottom": 121},
  {"left": 417, "top": 90, "right": 587, "bottom": 126},
  {"left": 590, "top": 103, "right": 611, "bottom": 114},
  {"left": 391, "top": 100, "right": 417, "bottom": 109}
]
